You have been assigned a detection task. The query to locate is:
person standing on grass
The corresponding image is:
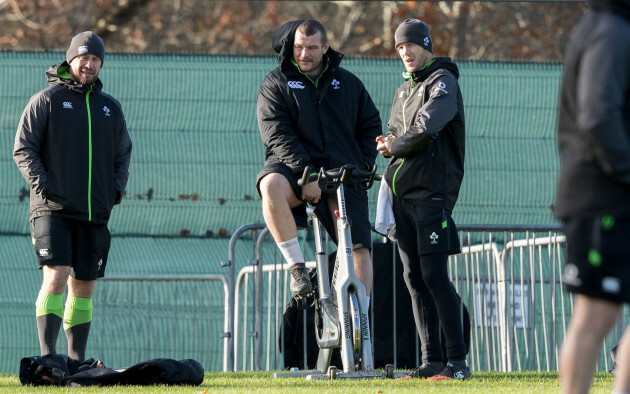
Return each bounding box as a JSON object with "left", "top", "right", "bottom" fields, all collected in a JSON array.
[
  {"left": 556, "top": 0, "right": 630, "bottom": 393},
  {"left": 376, "top": 18, "right": 469, "bottom": 380},
  {"left": 13, "top": 31, "right": 132, "bottom": 361},
  {"left": 256, "top": 19, "right": 381, "bottom": 300}
]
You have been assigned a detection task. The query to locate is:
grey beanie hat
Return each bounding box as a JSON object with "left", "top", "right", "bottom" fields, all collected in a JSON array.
[
  {"left": 66, "top": 31, "right": 105, "bottom": 63},
  {"left": 394, "top": 18, "right": 433, "bottom": 53}
]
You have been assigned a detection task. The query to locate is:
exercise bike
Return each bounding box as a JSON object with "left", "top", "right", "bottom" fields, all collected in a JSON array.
[{"left": 273, "top": 164, "right": 396, "bottom": 380}]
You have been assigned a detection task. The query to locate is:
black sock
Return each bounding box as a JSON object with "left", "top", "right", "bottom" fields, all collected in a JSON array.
[
  {"left": 65, "top": 322, "right": 91, "bottom": 361},
  {"left": 36, "top": 314, "right": 62, "bottom": 355}
]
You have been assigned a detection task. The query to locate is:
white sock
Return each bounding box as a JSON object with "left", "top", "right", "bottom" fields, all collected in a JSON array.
[
  {"left": 277, "top": 237, "right": 305, "bottom": 268},
  {"left": 366, "top": 296, "right": 370, "bottom": 310}
]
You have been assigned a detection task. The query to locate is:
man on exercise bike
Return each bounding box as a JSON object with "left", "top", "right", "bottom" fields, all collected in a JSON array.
[{"left": 256, "top": 19, "right": 381, "bottom": 301}]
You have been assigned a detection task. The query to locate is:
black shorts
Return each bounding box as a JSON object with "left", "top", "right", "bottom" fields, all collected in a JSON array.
[
  {"left": 30, "top": 215, "right": 111, "bottom": 281},
  {"left": 257, "top": 162, "right": 372, "bottom": 250},
  {"left": 563, "top": 215, "right": 630, "bottom": 303},
  {"left": 392, "top": 196, "right": 461, "bottom": 256}
]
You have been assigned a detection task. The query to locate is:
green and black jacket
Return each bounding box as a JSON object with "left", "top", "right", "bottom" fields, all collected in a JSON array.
[
  {"left": 14, "top": 62, "right": 132, "bottom": 224},
  {"left": 384, "top": 57, "right": 465, "bottom": 212}
]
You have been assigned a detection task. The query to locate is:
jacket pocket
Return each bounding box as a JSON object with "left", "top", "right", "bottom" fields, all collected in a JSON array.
[{"left": 387, "top": 143, "right": 447, "bottom": 201}]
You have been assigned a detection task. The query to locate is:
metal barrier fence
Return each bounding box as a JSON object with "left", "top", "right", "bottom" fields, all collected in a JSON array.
[
  {"left": 228, "top": 223, "right": 630, "bottom": 373},
  {"left": 92, "top": 275, "right": 229, "bottom": 371},
  {"left": 11, "top": 223, "right": 625, "bottom": 374}
]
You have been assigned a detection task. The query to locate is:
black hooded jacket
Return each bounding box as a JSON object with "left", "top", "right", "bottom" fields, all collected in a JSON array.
[
  {"left": 555, "top": 0, "right": 630, "bottom": 218},
  {"left": 256, "top": 21, "right": 381, "bottom": 175},
  {"left": 14, "top": 62, "right": 132, "bottom": 224},
  {"left": 383, "top": 57, "right": 465, "bottom": 212}
]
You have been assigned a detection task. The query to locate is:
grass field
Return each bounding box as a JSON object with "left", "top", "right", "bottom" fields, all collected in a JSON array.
[{"left": 0, "top": 370, "right": 615, "bottom": 393}]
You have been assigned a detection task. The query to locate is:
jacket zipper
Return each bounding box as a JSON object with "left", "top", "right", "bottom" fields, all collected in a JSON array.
[
  {"left": 392, "top": 82, "right": 415, "bottom": 196},
  {"left": 86, "top": 86, "right": 93, "bottom": 221}
]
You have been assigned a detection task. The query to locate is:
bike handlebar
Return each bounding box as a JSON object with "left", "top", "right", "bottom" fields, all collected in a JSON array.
[{"left": 298, "top": 164, "right": 381, "bottom": 192}]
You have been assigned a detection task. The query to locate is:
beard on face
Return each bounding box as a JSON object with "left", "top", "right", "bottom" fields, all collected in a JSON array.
[{"left": 69, "top": 67, "right": 98, "bottom": 85}]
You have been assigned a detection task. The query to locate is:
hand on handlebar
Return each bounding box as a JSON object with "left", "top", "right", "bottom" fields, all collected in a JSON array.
[
  {"left": 299, "top": 164, "right": 380, "bottom": 195},
  {"left": 301, "top": 182, "right": 322, "bottom": 205}
]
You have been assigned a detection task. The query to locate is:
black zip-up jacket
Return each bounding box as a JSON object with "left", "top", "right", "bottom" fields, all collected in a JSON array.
[
  {"left": 383, "top": 57, "right": 465, "bottom": 212},
  {"left": 555, "top": 0, "right": 630, "bottom": 219},
  {"left": 14, "top": 62, "right": 132, "bottom": 224},
  {"left": 257, "top": 22, "right": 381, "bottom": 175}
]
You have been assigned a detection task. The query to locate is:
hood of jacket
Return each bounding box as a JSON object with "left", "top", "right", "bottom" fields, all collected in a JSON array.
[
  {"left": 45, "top": 61, "right": 103, "bottom": 94},
  {"left": 588, "top": 0, "right": 630, "bottom": 20},
  {"left": 271, "top": 19, "right": 344, "bottom": 69},
  {"left": 409, "top": 57, "right": 460, "bottom": 83}
]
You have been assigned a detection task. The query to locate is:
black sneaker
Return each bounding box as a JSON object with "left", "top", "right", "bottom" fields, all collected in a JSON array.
[
  {"left": 289, "top": 266, "right": 313, "bottom": 297},
  {"left": 408, "top": 363, "right": 440, "bottom": 378},
  {"left": 427, "top": 362, "right": 471, "bottom": 381}
]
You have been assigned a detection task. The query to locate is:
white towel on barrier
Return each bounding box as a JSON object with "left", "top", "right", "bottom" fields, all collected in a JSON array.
[{"left": 374, "top": 180, "right": 396, "bottom": 241}]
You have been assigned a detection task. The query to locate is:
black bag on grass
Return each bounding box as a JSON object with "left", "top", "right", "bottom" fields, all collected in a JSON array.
[{"left": 19, "top": 354, "right": 204, "bottom": 387}]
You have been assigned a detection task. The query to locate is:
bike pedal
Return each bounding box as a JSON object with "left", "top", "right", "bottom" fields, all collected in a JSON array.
[{"left": 292, "top": 293, "right": 314, "bottom": 310}]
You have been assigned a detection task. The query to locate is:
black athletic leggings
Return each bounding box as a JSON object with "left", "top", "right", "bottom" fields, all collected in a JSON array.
[{"left": 393, "top": 200, "right": 467, "bottom": 363}]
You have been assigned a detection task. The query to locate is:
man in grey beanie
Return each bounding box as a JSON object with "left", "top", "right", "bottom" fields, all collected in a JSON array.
[
  {"left": 376, "top": 18, "right": 469, "bottom": 380},
  {"left": 64, "top": 31, "right": 106, "bottom": 85},
  {"left": 394, "top": 18, "right": 433, "bottom": 53},
  {"left": 13, "top": 31, "right": 132, "bottom": 361},
  {"left": 66, "top": 31, "right": 105, "bottom": 64}
]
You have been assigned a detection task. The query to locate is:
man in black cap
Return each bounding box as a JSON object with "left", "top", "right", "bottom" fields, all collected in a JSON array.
[
  {"left": 376, "top": 18, "right": 469, "bottom": 380},
  {"left": 556, "top": 0, "right": 630, "bottom": 392},
  {"left": 14, "top": 31, "right": 132, "bottom": 361},
  {"left": 256, "top": 20, "right": 381, "bottom": 301}
]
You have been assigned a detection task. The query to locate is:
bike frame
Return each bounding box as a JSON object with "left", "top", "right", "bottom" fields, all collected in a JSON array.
[
  {"left": 273, "top": 165, "right": 395, "bottom": 380},
  {"left": 308, "top": 180, "right": 373, "bottom": 373}
]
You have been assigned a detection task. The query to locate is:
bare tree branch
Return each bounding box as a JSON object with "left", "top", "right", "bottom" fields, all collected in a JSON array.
[
  {"left": 336, "top": 2, "right": 366, "bottom": 48},
  {"left": 0, "top": 0, "right": 588, "bottom": 62},
  {"left": 5, "top": 0, "right": 44, "bottom": 30}
]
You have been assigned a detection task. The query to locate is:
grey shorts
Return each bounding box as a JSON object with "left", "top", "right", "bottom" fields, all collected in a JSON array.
[
  {"left": 563, "top": 215, "right": 630, "bottom": 303},
  {"left": 257, "top": 162, "right": 372, "bottom": 250},
  {"left": 30, "top": 215, "right": 111, "bottom": 281}
]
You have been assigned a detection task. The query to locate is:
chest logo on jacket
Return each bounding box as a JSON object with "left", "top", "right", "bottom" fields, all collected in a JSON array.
[
  {"left": 331, "top": 79, "right": 340, "bottom": 90},
  {"left": 63, "top": 102, "right": 73, "bottom": 109},
  {"left": 103, "top": 106, "right": 111, "bottom": 117},
  {"left": 287, "top": 81, "right": 305, "bottom": 89}
]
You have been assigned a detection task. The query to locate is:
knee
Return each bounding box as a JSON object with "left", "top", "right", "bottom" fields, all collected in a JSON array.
[
  {"left": 68, "top": 278, "right": 96, "bottom": 298},
  {"left": 260, "top": 174, "right": 291, "bottom": 201},
  {"left": 259, "top": 174, "right": 278, "bottom": 197},
  {"left": 402, "top": 269, "right": 424, "bottom": 297},
  {"left": 421, "top": 269, "right": 449, "bottom": 294},
  {"left": 418, "top": 254, "right": 449, "bottom": 292},
  {"left": 41, "top": 266, "right": 71, "bottom": 294}
]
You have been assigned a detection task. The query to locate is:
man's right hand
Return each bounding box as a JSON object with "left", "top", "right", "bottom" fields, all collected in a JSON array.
[
  {"left": 376, "top": 135, "right": 395, "bottom": 157},
  {"left": 301, "top": 181, "right": 321, "bottom": 204}
]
